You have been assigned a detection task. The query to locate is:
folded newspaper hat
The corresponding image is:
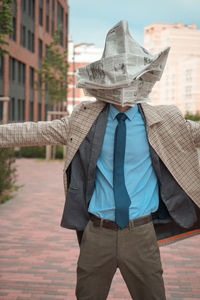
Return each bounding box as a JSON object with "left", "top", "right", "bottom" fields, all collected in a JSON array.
[{"left": 77, "top": 20, "right": 170, "bottom": 106}]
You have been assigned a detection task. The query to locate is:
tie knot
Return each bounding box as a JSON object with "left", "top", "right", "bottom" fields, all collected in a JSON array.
[{"left": 116, "top": 113, "right": 127, "bottom": 122}]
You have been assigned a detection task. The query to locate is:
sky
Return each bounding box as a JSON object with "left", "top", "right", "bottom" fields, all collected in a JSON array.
[{"left": 68, "top": 0, "right": 200, "bottom": 48}]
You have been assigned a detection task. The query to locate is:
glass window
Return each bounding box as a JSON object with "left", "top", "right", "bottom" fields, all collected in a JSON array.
[
  {"left": 9, "top": 57, "right": 12, "bottom": 80},
  {"left": 32, "top": 33, "right": 34, "bottom": 52},
  {"left": 18, "top": 61, "right": 21, "bottom": 83},
  {"left": 28, "top": 0, "right": 31, "bottom": 16},
  {"left": 22, "top": 63, "right": 25, "bottom": 84},
  {"left": 32, "top": 0, "right": 35, "bottom": 19},
  {"left": 12, "top": 58, "right": 15, "bottom": 81},
  {"left": 51, "top": 0, "right": 55, "bottom": 35},
  {"left": 22, "top": 0, "right": 26, "bottom": 12},
  {"left": 39, "top": 0, "right": 43, "bottom": 26},
  {"left": 30, "top": 67, "right": 34, "bottom": 89},
  {"left": 9, "top": 97, "right": 15, "bottom": 122},
  {"left": 29, "top": 102, "right": 33, "bottom": 121},
  {"left": 38, "top": 39, "right": 43, "bottom": 66},
  {"left": 0, "top": 101, "right": 3, "bottom": 122},
  {"left": 46, "top": 0, "right": 49, "bottom": 32},
  {"left": 38, "top": 103, "right": 41, "bottom": 121},
  {"left": 22, "top": 25, "right": 26, "bottom": 47},
  {"left": 65, "top": 13, "right": 68, "bottom": 49},
  {"left": 0, "top": 56, "right": 3, "bottom": 77},
  {"left": 57, "top": 2, "right": 63, "bottom": 46},
  {"left": 28, "top": 30, "right": 31, "bottom": 50}
]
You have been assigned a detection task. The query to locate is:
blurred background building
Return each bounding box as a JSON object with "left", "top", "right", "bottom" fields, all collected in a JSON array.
[
  {"left": 67, "top": 41, "right": 102, "bottom": 113},
  {"left": 0, "top": 0, "right": 69, "bottom": 123},
  {"left": 144, "top": 22, "right": 200, "bottom": 114}
]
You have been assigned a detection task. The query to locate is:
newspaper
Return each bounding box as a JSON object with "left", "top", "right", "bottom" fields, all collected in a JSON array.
[{"left": 77, "top": 20, "right": 170, "bottom": 106}]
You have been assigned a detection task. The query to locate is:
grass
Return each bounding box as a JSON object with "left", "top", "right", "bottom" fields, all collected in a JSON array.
[{"left": 0, "top": 185, "right": 22, "bottom": 205}]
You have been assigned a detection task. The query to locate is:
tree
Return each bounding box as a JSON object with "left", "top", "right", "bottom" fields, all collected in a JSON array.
[
  {"left": 0, "top": 0, "right": 14, "bottom": 56},
  {"left": 35, "top": 26, "right": 69, "bottom": 107}
]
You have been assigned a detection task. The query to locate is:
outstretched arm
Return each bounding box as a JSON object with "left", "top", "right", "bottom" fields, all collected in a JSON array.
[
  {"left": 186, "top": 119, "right": 200, "bottom": 148},
  {"left": 0, "top": 117, "right": 70, "bottom": 148}
]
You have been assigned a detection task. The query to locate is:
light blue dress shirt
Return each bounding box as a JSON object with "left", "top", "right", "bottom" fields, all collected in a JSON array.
[{"left": 88, "top": 104, "right": 159, "bottom": 221}]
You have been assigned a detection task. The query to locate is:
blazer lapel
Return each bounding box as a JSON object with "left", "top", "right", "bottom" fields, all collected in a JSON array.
[
  {"left": 64, "top": 101, "right": 106, "bottom": 172},
  {"left": 141, "top": 103, "right": 200, "bottom": 208}
]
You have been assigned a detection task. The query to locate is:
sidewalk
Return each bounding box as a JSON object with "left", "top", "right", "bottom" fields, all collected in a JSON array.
[{"left": 0, "top": 159, "right": 200, "bottom": 300}]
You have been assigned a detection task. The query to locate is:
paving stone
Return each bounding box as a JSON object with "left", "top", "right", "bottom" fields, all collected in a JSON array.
[{"left": 0, "top": 158, "right": 200, "bottom": 299}]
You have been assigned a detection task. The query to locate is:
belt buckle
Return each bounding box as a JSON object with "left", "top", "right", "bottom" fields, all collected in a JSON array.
[
  {"left": 100, "top": 218, "right": 104, "bottom": 228},
  {"left": 129, "top": 219, "right": 135, "bottom": 231}
]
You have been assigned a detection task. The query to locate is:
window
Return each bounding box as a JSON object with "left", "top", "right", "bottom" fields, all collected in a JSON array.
[
  {"left": 32, "top": 33, "right": 35, "bottom": 52},
  {"left": 18, "top": 61, "right": 22, "bottom": 83},
  {"left": 10, "top": 0, "right": 17, "bottom": 41},
  {"left": 46, "top": 0, "right": 49, "bottom": 32},
  {"left": 9, "top": 97, "right": 15, "bottom": 122},
  {"left": 57, "top": 2, "right": 63, "bottom": 46},
  {"left": 0, "top": 101, "right": 3, "bottom": 122},
  {"left": 45, "top": 104, "right": 48, "bottom": 120},
  {"left": 65, "top": 13, "right": 68, "bottom": 49},
  {"left": 185, "top": 85, "right": 192, "bottom": 95},
  {"left": 0, "top": 56, "right": 3, "bottom": 77},
  {"left": 29, "top": 102, "right": 33, "bottom": 121},
  {"left": 20, "top": 25, "right": 26, "bottom": 47},
  {"left": 30, "top": 67, "right": 34, "bottom": 89},
  {"left": 32, "top": 0, "right": 35, "bottom": 19},
  {"left": 17, "top": 61, "right": 25, "bottom": 85},
  {"left": 17, "top": 99, "right": 25, "bottom": 121},
  {"left": 39, "top": 0, "right": 43, "bottom": 26},
  {"left": 10, "top": 16, "right": 16, "bottom": 41},
  {"left": 22, "top": 63, "right": 25, "bottom": 84},
  {"left": 28, "top": 0, "right": 32, "bottom": 16},
  {"left": 45, "top": 44, "right": 50, "bottom": 57},
  {"left": 22, "top": 0, "right": 26, "bottom": 12},
  {"left": 27, "top": 31, "right": 34, "bottom": 52},
  {"left": 186, "top": 69, "right": 192, "bottom": 82},
  {"left": 38, "top": 103, "right": 41, "bottom": 121},
  {"left": 51, "top": 0, "right": 55, "bottom": 35},
  {"left": 12, "top": 58, "right": 15, "bottom": 81},
  {"left": 28, "top": 30, "right": 31, "bottom": 51},
  {"left": 9, "top": 57, "right": 12, "bottom": 80},
  {"left": 38, "top": 39, "right": 43, "bottom": 66}
]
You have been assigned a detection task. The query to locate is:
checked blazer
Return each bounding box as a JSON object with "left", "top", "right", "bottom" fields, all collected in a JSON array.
[{"left": 1, "top": 100, "right": 200, "bottom": 243}]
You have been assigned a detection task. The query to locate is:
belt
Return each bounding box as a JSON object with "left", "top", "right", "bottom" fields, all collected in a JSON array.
[{"left": 90, "top": 213, "right": 152, "bottom": 230}]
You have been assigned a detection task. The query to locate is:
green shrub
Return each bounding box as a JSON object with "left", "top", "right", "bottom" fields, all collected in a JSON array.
[
  {"left": 18, "top": 146, "right": 46, "bottom": 158},
  {"left": 16, "top": 145, "right": 64, "bottom": 159},
  {"left": 55, "top": 145, "right": 64, "bottom": 159},
  {"left": 185, "top": 111, "right": 200, "bottom": 121},
  {"left": 0, "top": 148, "right": 16, "bottom": 204}
]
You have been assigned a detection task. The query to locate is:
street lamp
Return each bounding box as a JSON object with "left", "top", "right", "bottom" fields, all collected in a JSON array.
[{"left": 72, "top": 42, "right": 94, "bottom": 107}]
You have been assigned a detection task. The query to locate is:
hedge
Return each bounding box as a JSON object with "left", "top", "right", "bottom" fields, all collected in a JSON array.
[{"left": 0, "top": 148, "right": 16, "bottom": 204}]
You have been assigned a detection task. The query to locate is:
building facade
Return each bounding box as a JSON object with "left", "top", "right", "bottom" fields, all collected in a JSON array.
[
  {"left": 144, "top": 22, "right": 200, "bottom": 114},
  {"left": 0, "top": 0, "right": 69, "bottom": 122},
  {"left": 67, "top": 41, "right": 103, "bottom": 113}
]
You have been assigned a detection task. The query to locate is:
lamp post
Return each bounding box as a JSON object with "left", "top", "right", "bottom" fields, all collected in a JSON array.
[{"left": 72, "top": 42, "right": 94, "bottom": 107}]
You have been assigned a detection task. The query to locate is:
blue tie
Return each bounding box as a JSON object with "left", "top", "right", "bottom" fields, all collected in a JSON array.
[{"left": 113, "top": 113, "right": 131, "bottom": 229}]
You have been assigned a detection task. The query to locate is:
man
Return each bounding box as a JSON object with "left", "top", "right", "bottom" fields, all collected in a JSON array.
[{"left": 1, "top": 20, "right": 200, "bottom": 300}]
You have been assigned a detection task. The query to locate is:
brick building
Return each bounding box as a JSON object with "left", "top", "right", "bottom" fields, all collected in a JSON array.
[{"left": 0, "top": 0, "right": 69, "bottom": 122}]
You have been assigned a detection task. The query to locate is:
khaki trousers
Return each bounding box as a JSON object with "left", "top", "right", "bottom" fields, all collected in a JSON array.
[{"left": 76, "top": 219, "right": 166, "bottom": 300}]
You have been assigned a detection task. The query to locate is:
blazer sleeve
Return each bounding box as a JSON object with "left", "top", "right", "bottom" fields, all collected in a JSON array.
[
  {"left": 186, "top": 119, "right": 200, "bottom": 148},
  {"left": 0, "top": 116, "right": 70, "bottom": 148}
]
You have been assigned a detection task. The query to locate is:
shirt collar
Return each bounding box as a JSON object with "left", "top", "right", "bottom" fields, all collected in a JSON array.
[{"left": 109, "top": 104, "right": 138, "bottom": 121}]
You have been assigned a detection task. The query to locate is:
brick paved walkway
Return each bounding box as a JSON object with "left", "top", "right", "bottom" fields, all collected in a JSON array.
[{"left": 0, "top": 159, "right": 200, "bottom": 300}]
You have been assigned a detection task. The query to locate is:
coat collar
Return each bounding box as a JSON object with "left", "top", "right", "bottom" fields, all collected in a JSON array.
[
  {"left": 88, "top": 101, "right": 163, "bottom": 127},
  {"left": 140, "top": 103, "right": 163, "bottom": 127}
]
